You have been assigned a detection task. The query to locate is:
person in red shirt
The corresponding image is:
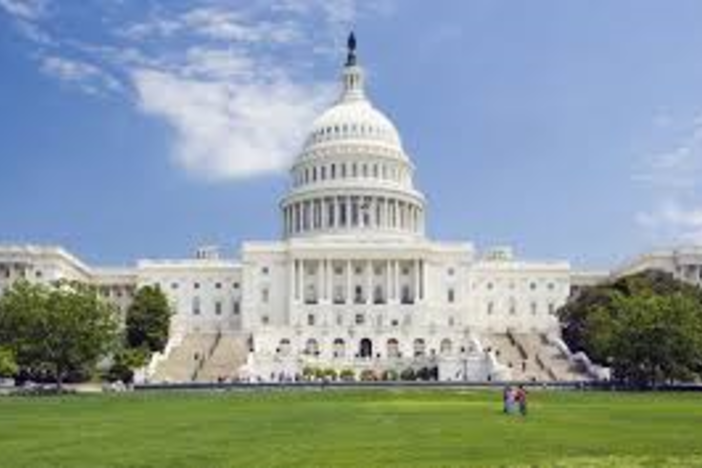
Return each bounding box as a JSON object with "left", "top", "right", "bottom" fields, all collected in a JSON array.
[{"left": 515, "top": 385, "right": 528, "bottom": 416}]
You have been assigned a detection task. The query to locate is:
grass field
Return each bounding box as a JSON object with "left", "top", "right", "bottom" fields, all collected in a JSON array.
[{"left": 1, "top": 389, "right": 702, "bottom": 467}]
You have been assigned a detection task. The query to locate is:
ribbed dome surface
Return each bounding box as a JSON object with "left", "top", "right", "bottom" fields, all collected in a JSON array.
[{"left": 303, "top": 98, "right": 402, "bottom": 150}]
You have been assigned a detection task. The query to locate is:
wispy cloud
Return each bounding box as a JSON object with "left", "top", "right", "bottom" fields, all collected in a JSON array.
[
  {"left": 40, "top": 55, "right": 122, "bottom": 96},
  {"left": 0, "top": 0, "right": 47, "bottom": 20},
  {"left": 3, "top": 0, "right": 394, "bottom": 181},
  {"left": 635, "top": 115, "right": 702, "bottom": 243}
]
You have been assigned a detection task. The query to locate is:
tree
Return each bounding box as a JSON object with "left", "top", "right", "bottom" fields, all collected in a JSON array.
[
  {"left": 559, "top": 270, "right": 702, "bottom": 387},
  {"left": 106, "top": 348, "right": 149, "bottom": 384},
  {"left": 0, "top": 347, "right": 18, "bottom": 378},
  {"left": 125, "top": 285, "right": 172, "bottom": 354},
  {"left": 0, "top": 281, "right": 119, "bottom": 390}
]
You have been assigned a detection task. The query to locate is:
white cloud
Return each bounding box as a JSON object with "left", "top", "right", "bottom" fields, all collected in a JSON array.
[
  {"left": 40, "top": 55, "right": 122, "bottom": 95},
  {"left": 636, "top": 201, "right": 702, "bottom": 243},
  {"left": 133, "top": 68, "right": 332, "bottom": 179},
  {"left": 636, "top": 115, "right": 702, "bottom": 243},
  {"left": 5, "top": 0, "right": 395, "bottom": 180},
  {"left": 0, "top": 0, "right": 46, "bottom": 20}
]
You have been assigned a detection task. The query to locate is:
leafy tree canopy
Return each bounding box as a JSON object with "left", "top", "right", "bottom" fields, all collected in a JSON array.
[
  {"left": 125, "top": 285, "right": 172, "bottom": 354},
  {"left": 0, "top": 281, "right": 119, "bottom": 389},
  {"left": 559, "top": 270, "right": 702, "bottom": 387}
]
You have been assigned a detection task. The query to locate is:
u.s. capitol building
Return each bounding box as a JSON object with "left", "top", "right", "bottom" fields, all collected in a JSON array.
[{"left": 6, "top": 37, "right": 697, "bottom": 383}]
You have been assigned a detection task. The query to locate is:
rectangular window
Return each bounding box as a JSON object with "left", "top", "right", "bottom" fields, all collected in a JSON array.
[
  {"left": 307, "top": 314, "right": 315, "bottom": 326},
  {"left": 192, "top": 297, "right": 201, "bottom": 315},
  {"left": 261, "top": 288, "right": 269, "bottom": 303},
  {"left": 233, "top": 301, "right": 240, "bottom": 315},
  {"left": 215, "top": 301, "right": 222, "bottom": 315},
  {"left": 355, "top": 314, "right": 365, "bottom": 325},
  {"left": 447, "top": 288, "right": 455, "bottom": 303}
]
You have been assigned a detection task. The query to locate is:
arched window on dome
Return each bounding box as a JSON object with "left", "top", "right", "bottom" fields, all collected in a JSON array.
[
  {"left": 341, "top": 163, "right": 347, "bottom": 178},
  {"left": 320, "top": 166, "right": 326, "bottom": 180},
  {"left": 362, "top": 164, "right": 368, "bottom": 177},
  {"left": 312, "top": 166, "right": 317, "bottom": 182},
  {"left": 373, "top": 164, "right": 378, "bottom": 178},
  {"left": 352, "top": 163, "right": 357, "bottom": 177},
  {"left": 331, "top": 164, "right": 336, "bottom": 179}
]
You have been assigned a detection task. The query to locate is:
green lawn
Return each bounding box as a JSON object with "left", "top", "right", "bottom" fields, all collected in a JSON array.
[{"left": 1, "top": 389, "right": 702, "bottom": 467}]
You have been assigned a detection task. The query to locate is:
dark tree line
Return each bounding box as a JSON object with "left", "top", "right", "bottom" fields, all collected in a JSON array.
[{"left": 559, "top": 270, "right": 702, "bottom": 388}]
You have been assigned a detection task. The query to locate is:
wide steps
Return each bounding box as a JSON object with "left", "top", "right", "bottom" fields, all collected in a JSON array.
[
  {"left": 195, "top": 334, "right": 249, "bottom": 382},
  {"left": 151, "top": 334, "right": 217, "bottom": 383}
]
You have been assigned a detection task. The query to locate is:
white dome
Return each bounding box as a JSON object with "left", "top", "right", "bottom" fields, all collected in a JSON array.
[
  {"left": 304, "top": 98, "right": 402, "bottom": 150},
  {"left": 280, "top": 35, "right": 426, "bottom": 241}
]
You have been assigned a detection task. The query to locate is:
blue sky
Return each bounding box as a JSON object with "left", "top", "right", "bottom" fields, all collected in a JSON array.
[{"left": 2, "top": 0, "right": 702, "bottom": 269}]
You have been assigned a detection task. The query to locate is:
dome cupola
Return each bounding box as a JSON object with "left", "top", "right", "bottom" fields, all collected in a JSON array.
[{"left": 281, "top": 33, "right": 426, "bottom": 241}]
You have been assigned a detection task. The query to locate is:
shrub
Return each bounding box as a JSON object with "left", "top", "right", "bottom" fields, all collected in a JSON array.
[
  {"left": 382, "top": 369, "right": 399, "bottom": 381},
  {"left": 339, "top": 369, "right": 355, "bottom": 381},
  {"left": 323, "top": 368, "right": 338, "bottom": 380},
  {"left": 0, "top": 347, "right": 18, "bottom": 378},
  {"left": 400, "top": 368, "right": 416, "bottom": 381},
  {"left": 302, "top": 366, "right": 317, "bottom": 380},
  {"left": 360, "top": 369, "right": 376, "bottom": 381}
]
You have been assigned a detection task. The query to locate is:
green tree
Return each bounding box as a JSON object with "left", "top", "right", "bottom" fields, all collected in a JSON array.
[
  {"left": 0, "top": 347, "right": 18, "bottom": 378},
  {"left": 125, "top": 285, "right": 172, "bottom": 354},
  {"left": 106, "top": 347, "right": 149, "bottom": 384},
  {"left": 0, "top": 281, "right": 119, "bottom": 390},
  {"left": 559, "top": 270, "right": 702, "bottom": 387}
]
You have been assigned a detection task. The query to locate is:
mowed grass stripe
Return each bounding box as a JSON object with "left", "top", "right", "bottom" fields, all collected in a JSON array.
[{"left": 1, "top": 390, "right": 702, "bottom": 467}]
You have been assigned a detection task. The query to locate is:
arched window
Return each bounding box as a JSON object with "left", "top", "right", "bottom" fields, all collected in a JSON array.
[
  {"left": 305, "top": 338, "right": 319, "bottom": 356},
  {"left": 278, "top": 339, "right": 291, "bottom": 356},
  {"left": 359, "top": 338, "right": 373, "bottom": 358},
  {"left": 386, "top": 338, "right": 400, "bottom": 358},
  {"left": 440, "top": 339, "right": 452, "bottom": 355}
]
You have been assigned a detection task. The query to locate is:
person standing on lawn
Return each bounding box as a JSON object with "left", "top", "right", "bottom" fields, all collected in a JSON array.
[{"left": 515, "top": 385, "right": 528, "bottom": 416}]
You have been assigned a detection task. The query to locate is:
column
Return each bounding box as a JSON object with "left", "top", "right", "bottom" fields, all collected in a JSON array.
[
  {"left": 385, "top": 259, "right": 391, "bottom": 303},
  {"left": 413, "top": 259, "right": 420, "bottom": 303},
  {"left": 366, "top": 260, "right": 372, "bottom": 304},
  {"left": 346, "top": 259, "right": 352, "bottom": 304},
  {"left": 331, "top": 197, "right": 338, "bottom": 230},
  {"left": 325, "top": 259, "right": 332, "bottom": 302},
  {"left": 294, "top": 203, "right": 300, "bottom": 233},
  {"left": 295, "top": 260, "right": 302, "bottom": 301},
  {"left": 289, "top": 258, "right": 296, "bottom": 303},
  {"left": 394, "top": 260, "right": 400, "bottom": 303},
  {"left": 317, "top": 259, "right": 323, "bottom": 303}
]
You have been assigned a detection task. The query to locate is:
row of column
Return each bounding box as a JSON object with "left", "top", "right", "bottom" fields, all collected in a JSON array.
[
  {"left": 283, "top": 196, "right": 424, "bottom": 236},
  {"left": 291, "top": 258, "right": 427, "bottom": 305}
]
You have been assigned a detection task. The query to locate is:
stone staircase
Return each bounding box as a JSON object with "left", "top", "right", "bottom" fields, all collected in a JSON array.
[
  {"left": 151, "top": 333, "right": 217, "bottom": 383},
  {"left": 483, "top": 332, "right": 565, "bottom": 382},
  {"left": 515, "top": 334, "right": 587, "bottom": 381},
  {"left": 194, "top": 333, "right": 249, "bottom": 382}
]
